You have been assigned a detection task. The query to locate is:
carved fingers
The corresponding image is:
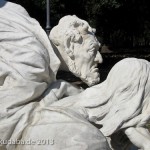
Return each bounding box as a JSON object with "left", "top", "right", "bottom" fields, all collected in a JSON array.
[{"left": 124, "top": 127, "right": 150, "bottom": 150}]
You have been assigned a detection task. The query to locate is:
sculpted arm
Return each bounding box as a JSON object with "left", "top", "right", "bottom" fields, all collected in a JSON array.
[{"left": 41, "top": 80, "right": 83, "bottom": 106}]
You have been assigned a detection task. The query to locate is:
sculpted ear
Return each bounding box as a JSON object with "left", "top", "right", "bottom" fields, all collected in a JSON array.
[
  {"left": 64, "top": 29, "right": 82, "bottom": 59},
  {"left": 64, "top": 31, "right": 74, "bottom": 59}
]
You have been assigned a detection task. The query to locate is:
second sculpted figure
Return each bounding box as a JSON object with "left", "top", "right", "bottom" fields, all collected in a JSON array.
[{"left": 51, "top": 58, "right": 150, "bottom": 150}]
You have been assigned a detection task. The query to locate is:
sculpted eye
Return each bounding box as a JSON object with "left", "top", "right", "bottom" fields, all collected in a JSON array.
[{"left": 88, "top": 48, "right": 95, "bottom": 56}]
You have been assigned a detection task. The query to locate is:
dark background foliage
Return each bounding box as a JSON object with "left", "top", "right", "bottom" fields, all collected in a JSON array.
[{"left": 9, "top": 0, "right": 150, "bottom": 52}]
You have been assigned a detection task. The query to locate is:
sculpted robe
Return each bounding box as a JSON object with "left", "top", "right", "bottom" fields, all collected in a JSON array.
[{"left": 0, "top": 1, "right": 110, "bottom": 150}]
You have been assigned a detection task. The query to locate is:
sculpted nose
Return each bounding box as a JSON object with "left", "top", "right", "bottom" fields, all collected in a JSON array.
[{"left": 94, "top": 52, "right": 103, "bottom": 64}]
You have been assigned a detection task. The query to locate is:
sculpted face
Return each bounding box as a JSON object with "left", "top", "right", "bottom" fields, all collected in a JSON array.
[
  {"left": 50, "top": 15, "right": 102, "bottom": 86},
  {"left": 72, "top": 30, "right": 102, "bottom": 86}
]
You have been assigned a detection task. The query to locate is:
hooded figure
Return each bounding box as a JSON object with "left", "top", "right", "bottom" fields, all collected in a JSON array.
[{"left": 0, "top": 1, "right": 110, "bottom": 150}]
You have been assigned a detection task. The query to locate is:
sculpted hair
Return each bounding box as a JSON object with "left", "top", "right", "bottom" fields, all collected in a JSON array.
[
  {"left": 84, "top": 58, "right": 150, "bottom": 136},
  {"left": 49, "top": 15, "right": 97, "bottom": 50}
]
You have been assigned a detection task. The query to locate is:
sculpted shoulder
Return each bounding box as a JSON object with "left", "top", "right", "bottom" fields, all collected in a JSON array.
[{"left": 0, "top": 0, "right": 29, "bottom": 16}]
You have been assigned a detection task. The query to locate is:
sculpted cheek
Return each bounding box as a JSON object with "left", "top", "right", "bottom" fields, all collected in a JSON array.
[{"left": 83, "top": 56, "right": 90, "bottom": 62}]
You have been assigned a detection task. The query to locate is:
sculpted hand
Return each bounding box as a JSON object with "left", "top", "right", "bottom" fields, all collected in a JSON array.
[{"left": 124, "top": 127, "right": 150, "bottom": 150}]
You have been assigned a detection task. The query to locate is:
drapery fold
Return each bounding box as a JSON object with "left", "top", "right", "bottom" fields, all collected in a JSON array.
[{"left": 0, "top": 2, "right": 109, "bottom": 150}]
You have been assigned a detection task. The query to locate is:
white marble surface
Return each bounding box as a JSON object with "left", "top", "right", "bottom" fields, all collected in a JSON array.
[
  {"left": 125, "top": 127, "right": 150, "bottom": 150},
  {"left": 0, "top": 1, "right": 109, "bottom": 150},
  {"left": 0, "top": 1, "right": 150, "bottom": 150},
  {"left": 50, "top": 15, "right": 103, "bottom": 86}
]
